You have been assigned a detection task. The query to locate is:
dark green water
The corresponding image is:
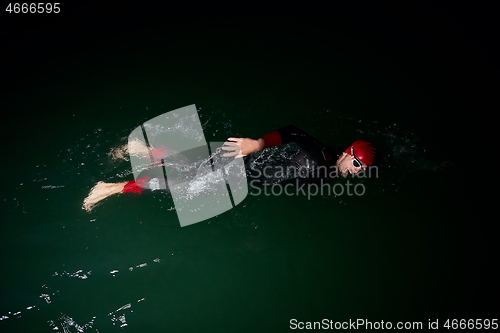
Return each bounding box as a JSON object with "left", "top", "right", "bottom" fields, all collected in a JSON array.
[{"left": 1, "top": 7, "right": 495, "bottom": 332}]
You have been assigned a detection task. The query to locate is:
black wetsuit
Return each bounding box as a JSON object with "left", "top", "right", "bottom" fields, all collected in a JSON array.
[{"left": 243, "top": 125, "right": 339, "bottom": 186}]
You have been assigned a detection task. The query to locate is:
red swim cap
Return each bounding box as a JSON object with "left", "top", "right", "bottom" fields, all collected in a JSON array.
[{"left": 344, "top": 140, "right": 376, "bottom": 166}]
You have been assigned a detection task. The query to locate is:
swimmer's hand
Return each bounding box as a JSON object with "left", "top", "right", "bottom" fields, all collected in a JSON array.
[{"left": 222, "top": 138, "right": 265, "bottom": 158}]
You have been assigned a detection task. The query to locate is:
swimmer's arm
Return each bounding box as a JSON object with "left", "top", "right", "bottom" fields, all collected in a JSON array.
[
  {"left": 224, "top": 125, "right": 313, "bottom": 157},
  {"left": 223, "top": 137, "right": 266, "bottom": 157}
]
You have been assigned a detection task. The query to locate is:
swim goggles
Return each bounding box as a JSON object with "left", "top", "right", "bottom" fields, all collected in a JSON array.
[{"left": 350, "top": 146, "right": 365, "bottom": 170}]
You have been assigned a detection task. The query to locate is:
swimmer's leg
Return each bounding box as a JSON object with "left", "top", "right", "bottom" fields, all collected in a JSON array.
[
  {"left": 82, "top": 177, "right": 151, "bottom": 212},
  {"left": 82, "top": 181, "right": 128, "bottom": 212},
  {"left": 109, "top": 138, "right": 168, "bottom": 161}
]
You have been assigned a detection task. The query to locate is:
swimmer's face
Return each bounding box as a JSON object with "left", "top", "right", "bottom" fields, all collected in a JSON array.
[{"left": 336, "top": 152, "right": 367, "bottom": 177}]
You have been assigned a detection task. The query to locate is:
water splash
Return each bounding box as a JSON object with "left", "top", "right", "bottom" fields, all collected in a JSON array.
[{"left": 47, "top": 313, "right": 96, "bottom": 332}]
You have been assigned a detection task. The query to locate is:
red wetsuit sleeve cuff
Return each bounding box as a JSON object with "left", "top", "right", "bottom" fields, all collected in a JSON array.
[
  {"left": 122, "top": 177, "right": 149, "bottom": 194},
  {"left": 260, "top": 130, "right": 282, "bottom": 148}
]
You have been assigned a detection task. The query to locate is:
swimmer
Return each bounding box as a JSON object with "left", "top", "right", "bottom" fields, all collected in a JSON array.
[
  {"left": 82, "top": 125, "right": 375, "bottom": 212},
  {"left": 223, "top": 125, "right": 374, "bottom": 177}
]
